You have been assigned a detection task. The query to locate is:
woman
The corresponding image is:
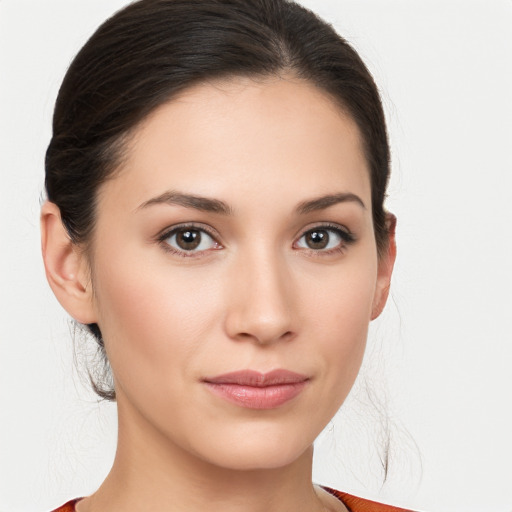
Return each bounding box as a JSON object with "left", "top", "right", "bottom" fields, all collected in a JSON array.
[{"left": 41, "top": 0, "right": 409, "bottom": 510}]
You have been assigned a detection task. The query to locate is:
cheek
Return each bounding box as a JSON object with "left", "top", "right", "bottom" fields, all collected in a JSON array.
[
  {"left": 90, "top": 249, "right": 224, "bottom": 397},
  {"left": 300, "top": 255, "right": 377, "bottom": 393}
]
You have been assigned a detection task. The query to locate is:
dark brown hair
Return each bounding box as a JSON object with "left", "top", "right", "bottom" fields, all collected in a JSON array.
[{"left": 45, "top": 0, "right": 391, "bottom": 401}]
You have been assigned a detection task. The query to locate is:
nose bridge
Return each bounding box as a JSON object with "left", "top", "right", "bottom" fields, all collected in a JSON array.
[{"left": 224, "top": 242, "right": 296, "bottom": 344}]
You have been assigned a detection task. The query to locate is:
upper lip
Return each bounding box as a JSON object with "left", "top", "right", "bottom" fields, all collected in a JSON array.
[{"left": 204, "top": 369, "right": 309, "bottom": 387}]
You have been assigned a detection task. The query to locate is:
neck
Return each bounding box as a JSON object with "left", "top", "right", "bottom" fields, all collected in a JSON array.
[{"left": 78, "top": 398, "right": 332, "bottom": 512}]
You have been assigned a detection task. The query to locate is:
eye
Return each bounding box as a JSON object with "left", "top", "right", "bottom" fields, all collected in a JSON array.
[
  {"left": 295, "top": 225, "right": 355, "bottom": 252},
  {"left": 160, "top": 225, "right": 221, "bottom": 255}
]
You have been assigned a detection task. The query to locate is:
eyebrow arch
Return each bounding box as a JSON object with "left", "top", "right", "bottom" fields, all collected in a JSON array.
[
  {"left": 138, "top": 190, "right": 365, "bottom": 216},
  {"left": 296, "top": 192, "right": 366, "bottom": 214},
  {"left": 137, "top": 190, "right": 233, "bottom": 215}
]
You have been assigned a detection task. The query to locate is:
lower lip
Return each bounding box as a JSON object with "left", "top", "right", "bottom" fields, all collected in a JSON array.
[{"left": 204, "top": 382, "right": 307, "bottom": 409}]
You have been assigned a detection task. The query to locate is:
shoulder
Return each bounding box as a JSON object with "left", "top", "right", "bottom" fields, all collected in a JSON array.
[
  {"left": 49, "top": 498, "right": 82, "bottom": 512},
  {"left": 323, "top": 486, "right": 416, "bottom": 512},
  {"left": 50, "top": 491, "right": 416, "bottom": 512}
]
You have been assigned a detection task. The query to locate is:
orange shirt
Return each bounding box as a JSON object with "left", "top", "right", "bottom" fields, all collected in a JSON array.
[
  {"left": 50, "top": 487, "right": 413, "bottom": 512},
  {"left": 325, "top": 487, "right": 413, "bottom": 511}
]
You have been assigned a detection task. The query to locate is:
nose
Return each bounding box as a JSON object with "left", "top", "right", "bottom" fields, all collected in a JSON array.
[{"left": 223, "top": 249, "right": 297, "bottom": 345}]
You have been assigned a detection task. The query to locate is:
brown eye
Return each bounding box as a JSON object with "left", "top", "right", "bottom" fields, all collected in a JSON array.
[
  {"left": 162, "top": 226, "right": 219, "bottom": 254},
  {"left": 296, "top": 226, "right": 354, "bottom": 252},
  {"left": 176, "top": 229, "right": 201, "bottom": 250},
  {"left": 304, "top": 230, "right": 329, "bottom": 249}
]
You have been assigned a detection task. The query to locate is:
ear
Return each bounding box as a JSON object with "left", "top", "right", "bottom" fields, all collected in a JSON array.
[
  {"left": 40, "top": 201, "right": 97, "bottom": 324},
  {"left": 371, "top": 213, "right": 397, "bottom": 320}
]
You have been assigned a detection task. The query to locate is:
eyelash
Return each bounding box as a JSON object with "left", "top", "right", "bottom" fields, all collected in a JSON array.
[
  {"left": 156, "top": 223, "right": 221, "bottom": 258},
  {"left": 156, "top": 222, "right": 356, "bottom": 258},
  {"left": 295, "top": 223, "right": 356, "bottom": 257}
]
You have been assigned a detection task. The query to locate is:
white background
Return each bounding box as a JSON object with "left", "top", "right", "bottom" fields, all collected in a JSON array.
[{"left": 1, "top": 1, "right": 511, "bottom": 511}]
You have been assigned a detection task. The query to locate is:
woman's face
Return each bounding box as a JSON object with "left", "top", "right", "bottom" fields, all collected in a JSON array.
[{"left": 86, "top": 77, "right": 393, "bottom": 470}]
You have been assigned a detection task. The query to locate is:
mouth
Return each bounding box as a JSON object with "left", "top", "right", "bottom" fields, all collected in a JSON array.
[{"left": 203, "top": 369, "right": 309, "bottom": 409}]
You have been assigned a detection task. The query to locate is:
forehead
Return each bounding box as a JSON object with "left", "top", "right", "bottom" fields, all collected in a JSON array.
[{"left": 99, "top": 76, "right": 371, "bottom": 213}]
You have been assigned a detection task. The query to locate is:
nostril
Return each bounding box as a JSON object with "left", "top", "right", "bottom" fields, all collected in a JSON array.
[
  {"left": 232, "top": 329, "right": 295, "bottom": 345},
  {"left": 223, "top": 272, "right": 297, "bottom": 344}
]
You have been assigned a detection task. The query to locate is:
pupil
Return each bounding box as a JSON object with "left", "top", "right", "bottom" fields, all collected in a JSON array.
[
  {"left": 306, "top": 230, "right": 328, "bottom": 249},
  {"left": 177, "top": 229, "right": 201, "bottom": 250}
]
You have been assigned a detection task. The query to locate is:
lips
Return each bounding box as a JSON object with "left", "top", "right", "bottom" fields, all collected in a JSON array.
[{"left": 203, "top": 370, "right": 309, "bottom": 409}]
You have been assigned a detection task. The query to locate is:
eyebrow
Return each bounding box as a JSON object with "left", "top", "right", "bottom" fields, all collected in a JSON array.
[
  {"left": 295, "top": 192, "right": 366, "bottom": 214},
  {"left": 137, "top": 190, "right": 365, "bottom": 215},
  {"left": 138, "top": 190, "right": 233, "bottom": 215}
]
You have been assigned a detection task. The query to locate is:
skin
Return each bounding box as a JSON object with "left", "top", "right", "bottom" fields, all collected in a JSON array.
[{"left": 41, "top": 76, "right": 396, "bottom": 512}]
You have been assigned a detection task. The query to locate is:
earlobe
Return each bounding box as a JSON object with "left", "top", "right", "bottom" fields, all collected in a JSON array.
[
  {"left": 371, "top": 213, "right": 397, "bottom": 320},
  {"left": 40, "top": 201, "right": 97, "bottom": 324}
]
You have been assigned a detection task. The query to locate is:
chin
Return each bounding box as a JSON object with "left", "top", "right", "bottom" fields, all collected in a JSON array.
[
  {"left": 202, "top": 446, "right": 310, "bottom": 471},
  {"left": 188, "top": 425, "right": 315, "bottom": 471}
]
